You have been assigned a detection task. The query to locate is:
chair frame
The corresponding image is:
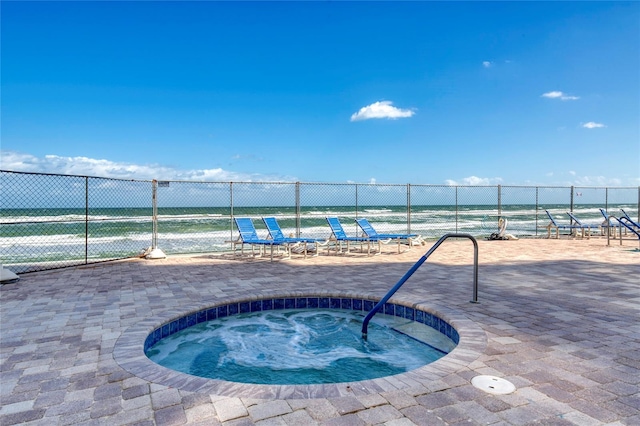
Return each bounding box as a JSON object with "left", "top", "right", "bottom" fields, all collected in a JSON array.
[
  {"left": 545, "top": 210, "right": 588, "bottom": 239},
  {"left": 325, "top": 217, "right": 381, "bottom": 255},
  {"left": 620, "top": 209, "right": 640, "bottom": 229},
  {"left": 565, "top": 211, "right": 601, "bottom": 238},
  {"left": 354, "top": 218, "right": 423, "bottom": 253},
  {"left": 231, "top": 217, "right": 293, "bottom": 261},
  {"left": 262, "top": 217, "right": 327, "bottom": 258}
]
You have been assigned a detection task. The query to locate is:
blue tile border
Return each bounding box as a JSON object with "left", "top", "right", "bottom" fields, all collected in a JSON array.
[
  {"left": 115, "top": 292, "right": 486, "bottom": 399},
  {"left": 143, "top": 296, "right": 460, "bottom": 353}
]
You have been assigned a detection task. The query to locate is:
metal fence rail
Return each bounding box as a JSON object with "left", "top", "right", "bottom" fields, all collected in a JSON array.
[{"left": 2, "top": 170, "right": 638, "bottom": 274}]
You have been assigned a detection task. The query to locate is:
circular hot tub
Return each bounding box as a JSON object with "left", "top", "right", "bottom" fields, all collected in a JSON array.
[{"left": 114, "top": 292, "right": 486, "bottom": 398}]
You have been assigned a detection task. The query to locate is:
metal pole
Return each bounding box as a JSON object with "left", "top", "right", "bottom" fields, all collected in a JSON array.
[
  {"left": 455, "top": 187, "right": 459, "bottom": 233},
  {"left": 570, "top": 186, "right": 574, "bottom": 213},
  {"left": 152, "top": 180, "right": 157, "bottom": 249},
  {"left": 497, "top": 184, "right": 502, "bottom": 232},
  {"left": 355, "top": 184, "right": 359, "bottom": 236},
  {"left": 407, "top": 183, "right": 411, "bottom": 234},
  {"left": 355, "top": 184, "right": 359, "bottom": 218},
  {"left": 498, "top": 184, "right": 502, "bottom": 219},
  {"left": 536, "top": 186, "right": 540, "bottom": 237},
  {"left": 361, "top": 233, "right": 479, "bottom": 340},
  {"left": 145, "top": 180, "right": 166, "bottom": 259},
  {"left": 570, "top": 186, "right": 575, "bottom": 235},
  {"left": 295, "top": 182, "right": 301, "bottom": 238},
  {"left": 230, "top": 182, "right": 234, "bottom": 242},
  {"left": 85, "top": 177, "right": 89, "bottom": 265}
]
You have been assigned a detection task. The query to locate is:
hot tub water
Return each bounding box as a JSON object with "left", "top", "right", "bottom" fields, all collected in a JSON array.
[{"left": 146, "top": 308, "right": 454, "bottom": 385}]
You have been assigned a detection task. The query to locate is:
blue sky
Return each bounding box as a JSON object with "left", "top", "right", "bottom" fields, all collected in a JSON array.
[{"left": 2, "top": 1, "right": 639, "bottom": 186}]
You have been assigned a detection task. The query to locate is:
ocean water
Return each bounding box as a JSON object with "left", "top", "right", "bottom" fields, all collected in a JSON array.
[{"left": 0, "top": 204, "right": 635, "bottom": 272}]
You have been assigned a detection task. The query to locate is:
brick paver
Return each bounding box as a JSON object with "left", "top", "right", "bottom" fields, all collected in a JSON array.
[{"left": 1, "top": 237, "right": 638, "bottom": 425}]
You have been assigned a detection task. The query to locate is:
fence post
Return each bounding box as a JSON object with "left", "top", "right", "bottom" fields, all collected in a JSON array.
[
  {"left": 145, "top": 180, "right": 166, "bottom": 259},
  {"left": 407, "top": 183, "right": 411, "bottom": 234},
  {"left": 455, "top": 186, "right": 459, "bottom": 233},
  {"left": 355, "top": 183, "right": 359, "bottom": 219},
  {"left": 295, "top": 182, "right": 301, "bottom": 237},
  {"left": 229, "top": 182, "right": 234, "bottom": 242},
  {"left": 85, "top": 176, "right": 89, "bottom": 265},
  {"left": 536, "top": 186, "right": 540, "bottom": 237},
  {"left": 570, "top": 186, "right": 574, "bottom": 212},
  {"left": 497, "top": 184, "right": 502, "bottom": 219}
]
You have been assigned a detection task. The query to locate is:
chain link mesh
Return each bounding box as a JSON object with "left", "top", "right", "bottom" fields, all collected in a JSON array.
[
  {"left": 409, "top": 185, "right": 458, "bottom": 238},
  {"left": 1, "top": 170, "right": 638, "bottom": 274},
  {"left": 154, "top": 181, "right": 232, "bottom": 255},
  {"left": 1, "top": 171, "right": 151, "bottom": 273}
]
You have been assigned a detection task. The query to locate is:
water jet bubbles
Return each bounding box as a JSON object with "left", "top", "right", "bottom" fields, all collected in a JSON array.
[{"left": 147, "top": 308, "right": 453, "bottom": 385}]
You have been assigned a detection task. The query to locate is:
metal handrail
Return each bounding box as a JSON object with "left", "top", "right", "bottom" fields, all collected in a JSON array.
[
  {"left": 605, "top": 215, "right": 640, "bottom": 246},
  {"left": 605, "top": 215, "right": 620, "bottom": 246},
  {"left": 361, "top": 233, "right": 479, "bottom": 340}
]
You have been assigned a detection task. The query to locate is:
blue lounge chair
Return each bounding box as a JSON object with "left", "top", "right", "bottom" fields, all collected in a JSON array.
[
  {"left": 326, "top": 217, "right": 381, "bottom": 255},
  {"left": 600, "top": 208, "right": 614, "bottom": 222},
  {"left": 545, "top": 210, "right": 587, "bottom": 239},
  {"left": 262, "top": 217, "right": 327, "bottom": 258},
  {"left": 620, "top": 209, "right": 640, "bottom": 230},
  {"left": 355, "top": 218, "right": 424, "bottom": 253},
  {"left": 617, "top": 210, "right": 640, "bottom": 244},
  {"left": 232, "top": 217, "right": 291, "bottom": 261},
  {"left": 618, "top": 210, "right": 640, "bottom": 245},
  {"left": 599, "top": 208, "right": 640, "bottom": 243},
  {"left": 566, "top": 211, "right": 601, "bottom": 238}
]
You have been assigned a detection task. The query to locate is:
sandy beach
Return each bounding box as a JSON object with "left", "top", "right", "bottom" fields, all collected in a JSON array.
[{"left": 1, "top": 236, "right": 638, "bottom": 425}]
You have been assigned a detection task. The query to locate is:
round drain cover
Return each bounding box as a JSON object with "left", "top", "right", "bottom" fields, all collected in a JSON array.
[{"left": 471, "top": 375, "right": 516, "bottom": 395}]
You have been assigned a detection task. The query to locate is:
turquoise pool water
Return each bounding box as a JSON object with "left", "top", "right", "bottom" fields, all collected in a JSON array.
[{"left": 146, "top": 309, "right": 452, "bottom": 385}]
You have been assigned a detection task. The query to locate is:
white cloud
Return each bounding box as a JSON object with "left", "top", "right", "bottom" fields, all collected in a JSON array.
[
  {"left": 561, "top": 174, "right": 624, "bottom": 186},
  {"left": 0, "top": 151, "right": 294, "bottom": 182},
  {"left": 443, "top": 171, "right": 638, "bottom": 187},
  {"left": 482, "top": 61, "right": 492, "bottom": 68},
  {"left": 541, "top": 91, "right": 580, "bottom": 101},
  {"left": 5, "top": 151, "right": 637, "bottom": 187},
  {"left": 0, "top": 151, "right": 41, "bottom": 173},
  {"left": 537, "top": 170, "right": 636, "bottom": 186},
  {"left": 575, "top": 176, "right": 622, "bottom": 186},
  {"left": 582, "top": 122, "right": 606, "bottom": 129},
  {"left": 444, "top": 176, "right": 504, "bottom": 186},
  {"left": 350, "top": 101, "right": 415, "bottom": 122},
  {"left": 542, "top": 91, "right": 563, "bottom": 98}
]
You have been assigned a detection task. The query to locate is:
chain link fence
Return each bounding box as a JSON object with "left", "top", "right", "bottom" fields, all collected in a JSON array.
[
  {"left": 2, "top": 170, "right": 638, "bottom": 274},
  {"left": 1, "top": 171, "right": 152, "bottom": 273}
]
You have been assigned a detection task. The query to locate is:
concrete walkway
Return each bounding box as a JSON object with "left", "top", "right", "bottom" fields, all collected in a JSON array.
[{"left": 1, "top": 237, "right": 639, "bottom": 425}]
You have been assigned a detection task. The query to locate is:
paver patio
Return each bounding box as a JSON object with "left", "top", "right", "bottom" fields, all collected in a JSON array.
[{"left": 1, "top": 237, "right": 639, "bottom": 425}]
